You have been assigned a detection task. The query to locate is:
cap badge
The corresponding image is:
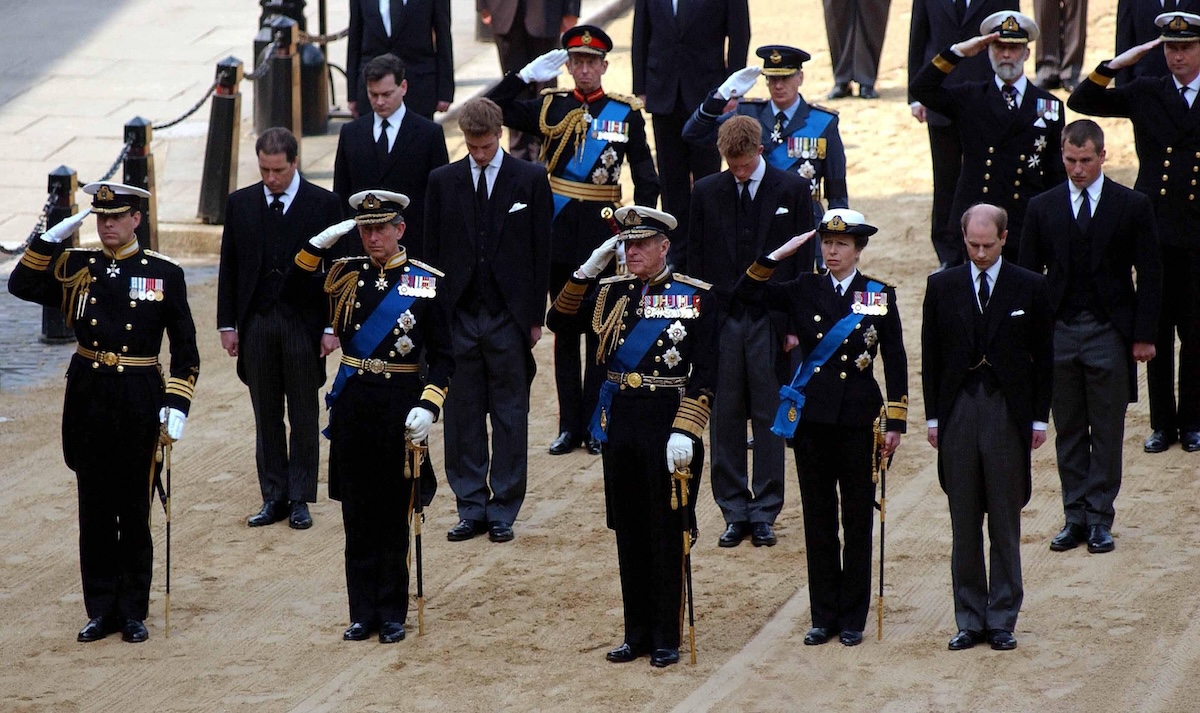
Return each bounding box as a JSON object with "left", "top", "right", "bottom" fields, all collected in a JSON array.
[
  {"left": 625, "top": 210, "right": 642, "bottom": 226},
  {"left": 1000, "top": 16, "right": 1019, "bottom": 33},
  {"left": 581, "top": 30, "right": 593, "bottom": 46},
  {"left": 770, "top": 49, "right": 782, "bottom": 64},
  {"left": 96, "top": 185, "right": 115, "bottom": 202},
  {"left": 1170, "top": 16, "right": 1189, "bottom": 31},
  {"left": 362, "top": 193, "right": 382, "bottom": 209},
  {"left": 827, "top": 215, "right": 848, "bottom": 232}
]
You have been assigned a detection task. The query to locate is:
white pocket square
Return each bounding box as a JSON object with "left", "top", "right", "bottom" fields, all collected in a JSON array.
[
  {"left": 1033, "top": 117, "right": 1047, "bottom": 128},
  {"left": 508, "top": 202, "right": 527, "bottom": 213},
  {"left": 775, "top": 206, "right": 790, "bottom": 215},
  {"left": 1010, "top": 309, "right": 1026, "bottom": 317}
]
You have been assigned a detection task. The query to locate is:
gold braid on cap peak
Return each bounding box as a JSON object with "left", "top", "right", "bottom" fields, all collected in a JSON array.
[{"left": 538, "top": 100, "right": 589, "bottom": 173}]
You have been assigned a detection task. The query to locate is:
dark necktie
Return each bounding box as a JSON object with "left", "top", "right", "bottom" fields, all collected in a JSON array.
[
  {"left": 676, "top": 0, "right": 690, "bottom": 23},
  {"left": 978, "top": 272, "right": 990, "bottom": 310},
  {"left": 1002, "top": 84, "right": 1018, "bottom": 111},
  {"left": 1182, "top": 85, "right": 1191, "bottom": 110},
  {"left": 835, "top": 282, "right": 844, "bottom": 297},
  {"left": 739, "top": 180, "right": 753, "bottom": 214},
  {"left": 269, "top": 194, "right": 284, "bottom": 216},
  {"left": 376, "top": 118, "right": 390, "bottom": 161},
  {"left": 1077, "top": 190, "right": 1092, "bottom": 233},
  {"left": 955, "top": 0, "right": 967, "bottom": 24}
]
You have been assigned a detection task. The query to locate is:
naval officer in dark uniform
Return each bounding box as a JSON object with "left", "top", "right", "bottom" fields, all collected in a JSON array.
[
  {"left": 683, "top": 44, "right": 848, "bottom": 239},
  {"left": 734, "top": 208, "right": 908, "bottom": 648},
  {"left": 290, "top": 190, "right": 453, "bottom": 644},
  {"left": 488, "top": 24, "right": 660, "bottom": 456},
  {"left": 9, "top": 182, "right": 200, "bottom": 644},
  {"left": 547, "top": 206, "right": 715, "bottom": 668}
]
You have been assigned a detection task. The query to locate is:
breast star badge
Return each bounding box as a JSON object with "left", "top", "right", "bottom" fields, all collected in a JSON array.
[
  {"left": 1033, "top": 135, "right": 1047, "bottom": 153},
  {"left": 1027, "top": 153, "right": 1041, "bottom": 169},
  {"left": 663, "top": 346, "right": 682, "bottom": 369},
  {"left": 799, "top": 161, "right": 816, "bottom": 180},
  {"left": 855, "top": 352, "right": 873, "bottom": 371},
  {"left": 375, "top": 275, "right": 389, "bottom": 291},
  {"left": 106, "top": 263, "right": 120, "bottom": 278},
  {"left": 863, "top": 324, "right": 878, "bottom": 348},
  {"left": 666, "top": 320, "right": 687, "bottom": 344},
  {"left": 395, "top": 334, "right": 414, "bottom": 356},
  {"left": 398, "top": 309, "right": 416, "bottom": 332}
]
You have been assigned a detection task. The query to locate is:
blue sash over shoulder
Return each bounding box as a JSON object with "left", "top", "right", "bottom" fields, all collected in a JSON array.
[{"left": 551, "top": 99, "right": 632, "bottom": 219}]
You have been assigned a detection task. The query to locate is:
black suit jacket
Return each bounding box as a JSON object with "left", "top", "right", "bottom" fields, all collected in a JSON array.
[
  {"left": 907, "top": 0, "right": 1019, "bottom": 127},
  {"left": 1115, "top": 0, "right": 1200, "bottom": 85},
  {"left": 216, "top": 178, "right": 345, "bottom": 376},
  {"left": 1068, "top": 66, "right": 1200, "bottom": 248},
  {"left": 479, "top": 0, "right": 580, "bottom": 38},
  {"left": 631, "top": 0, "right": 750, "bottom": 115},
  {"left": 347, "top": 0, "right": 454, "bottom": 117},
  {"left": 332, "top": 110, "right": 449, "bottom": 258},
  {"left": 424, "top": 153, "right": 554, "bottom": 338},
  {"left": 922, "top": 261, "right": 1054, "bottom": 500}
]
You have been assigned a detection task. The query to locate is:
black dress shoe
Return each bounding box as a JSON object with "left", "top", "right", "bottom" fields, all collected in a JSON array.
[
  {"left": 489, "top": 521, "right": 515, "bottom": 543},
  {"left": 378, "top": 621, "right": 406, "bottom": 643},
  {"left": 1087, "top": 524, "right": 1115, "bottom": 553},
  {"left": 1145, "top": 429, "right": 1177, "bottom": 453},
  {"left": 587, "top": 437, "right": 603, "bottom": 455},
  {"left": 121, "top": 619, "right": 148, "bottom": 643},
  {"left": 1049, "top": 522, "right": 1086, "bottom": 551},
  {"left": 288, "top": 501, "right": 313, "bottom": 530},
  {"left": 649, "top": 648, "right": 679, "bottom": 667},
  {"left": 751, "top": 522, "right": 777, "bottom": 547},
  {"left": 605, "top": 643, "right": 642, "bottom": 663},
  {"left": 827, "top": 83, "right": 852, "bottom": 100},
  {"left": 548, "top": 431, "right": 580, "bottom": 455},
  {"left": 1183, "top": 431, "right": 1200, "bottom": 452},
  {"left": 247, "top": 500, "right": 288, "bottom": 527},
  {"left": 446, "top": 519, "right": 487, "bottom": 541},
  {"left": 718, "top": 522, "right": 749, "bottom": 548},
  {"left": 989, "top": 629, "right": 1017, "bottom": 650},
  {"left": 948, "top": 629, "right": 985, "bottom": 650},
  {"left": 343, "top": 622, "right": 371, "bottom": 641},
  {"left": 858, "top": 84, "right": 879, "bottom": 99},
  {"left": 1035, "top": 76, "right": 1062, "bottom": 91},
  {"left": 77, "top": 616, "right": 113, "bottom": 642},
  {"left": 839, "top": 630, "right": 863, "bottom": 646},
  {"left": 804, "top": 627, "right": 833, "bottom": 645}
]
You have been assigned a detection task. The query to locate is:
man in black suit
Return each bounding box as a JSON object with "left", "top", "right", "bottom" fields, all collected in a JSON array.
[
  {"left": 333, "top": 54, "right": 449, "bottom": 259},
  {"left": 424, "top": 98, "right": 554, "bottom": 543},
  {"left": 218, "top": 128, "right": 346, "bottom": 530},
  {"left": 922, "top": 203, "right": 1054, "bottom": 652},
  {"left": 632, "top": 0, "right": 750, "bottom": 245},
  {"left": 823, "top": 0, "right": 891, "bottom": 99},
  {"left": 347, "top": 0, "right": 453, "bottom": 119},
  {"left": 908, "top": 0, "right": 1020, "bottom": 269},
  {"left": 1020, "top": 120, "right": 1162, "bottom": 554},
  {"left": 910, "top": 11, "right": 1067, "bottom": 264},
  {"left": 478, "top": 0, "right": 580, "bottom": 160},
  {"left": 687, "top": 115, "right": 813, "bottom": 548},
  {"left": 1115, "top": 0, "right": 1200, "bottom": 85},
  {"left": 1070, "top": 12, "right": 1200, "bottom": 453}
]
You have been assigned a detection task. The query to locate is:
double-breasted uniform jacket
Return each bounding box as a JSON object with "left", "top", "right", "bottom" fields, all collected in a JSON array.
[
  {"left": 922, "top": 261, "right": 1054, "bottom": 502},
  {"left": 734, "top": 259, "right": 908, "bottom": 433},
  {"left": 1069, "top": 64, "right": 1200, "bottom": 249},
  {"left": 346, "top": 0, "right": 454, "bottom": 117},
  {"left": 682, "top": 94, "right": 848, "bottom": 213},
  {"left": 11, "top": 237, "right": 200, "bottom": 460},
  {"left": 911, "top": 50, "right": 1067, "bottom": 254},
  {"left": 1115, "top": 0, "right": 1200, "bottom": 85},
  {"left": 487, "top": 75, "right": 660, "bottom": 265}
]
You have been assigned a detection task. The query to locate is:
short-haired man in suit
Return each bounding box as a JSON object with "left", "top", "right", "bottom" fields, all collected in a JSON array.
[
  {"left": 347, "top": 0, "right": 453, "bottom": 119},
  {"left": 687, "top": 115, "right": 813, "bottom": 548},
  {"left": 333, "top": 54, "right": 449, "bottom": 259},
  {"left": 1020, "top": 122, "right": 1161, "bottom": 554},
  {"left": 424, "top": 98, "right": 554, "bottom": 543},
  {"left": 922, "top": 203, "right": 1054, "bottom": 652},
  {"left": 218, "top": 127, "right": 346, "bottom": 530},
  {"left": 1069, "top": 11, "right": 1200, "bottom": 454}
]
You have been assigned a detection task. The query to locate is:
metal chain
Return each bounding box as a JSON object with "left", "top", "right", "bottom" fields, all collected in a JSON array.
[
  {"left": 155, "top": 81, "right": 218, "bottom": 130},
  {"left": 299, "top": 27, "right": 349, "bottom": 44},
  {"left": 1, "top": 189, "right": 60, "bottom": 255},
  {"left": 88, "top": 140, "right": 134, "bottom": 185},
  {"left": 243, "top": 40, "right": 279, "bottom": 83}
]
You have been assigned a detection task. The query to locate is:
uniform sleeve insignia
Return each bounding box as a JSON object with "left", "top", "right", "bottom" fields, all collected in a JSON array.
[
  {"left": 663, "top": 345, "right": 682, "bottom": 369},
  {"left": 667, "top": 320, "right": 687, "bottom": 343}
]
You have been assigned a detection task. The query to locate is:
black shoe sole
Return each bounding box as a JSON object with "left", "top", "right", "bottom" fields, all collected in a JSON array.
[
  {"left": 1049, "top": 540, "right": 1080, "bottom": 552},
  {"left": 289, "top": 519, "right": 313, "bottom": 530},
  {"left": 1087, "top": 543, "right": 1115, "bottom": 554}
]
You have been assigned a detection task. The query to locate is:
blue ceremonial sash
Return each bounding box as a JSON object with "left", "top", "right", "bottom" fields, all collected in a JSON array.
[
  {"left": 772, "top": 279, "right": 882, "bottom": 438},
  {"left": 322, "top": 279, "right": 421, "bottom": 438},
  {"left": 588, "top": 282, "right": 698, "bottom": 443},
  {"left": 551, "top": 99, "right": 632, "bottom": 219},
  {"left": 765, "top": 109, "right": 834, "bottom": 172}
]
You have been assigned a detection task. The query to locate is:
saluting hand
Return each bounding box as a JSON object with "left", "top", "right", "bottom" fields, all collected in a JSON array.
[
  {"left": 519, "top": 49, "right": 569, "bottom": 84},
  {"left": 952, "top": 32, "right": 1000, "bottom": 58},
  {"left": 309, "top": 218, "right": 358, "bottom": 250},
  {"left": 768, "top": 230, "right": 816, "bottom": 262},
  {"left": 717, "top": 66, "right": 762, "bottom": 100},
  {"left": 41, "top": 208, "right": 92, "bottom": 244},
  {"left": 1108, "top": 37, "right": 1164, "bottom": 71},
  {"left": 576, "top": 235, "right": 621, "bottom": 279}
]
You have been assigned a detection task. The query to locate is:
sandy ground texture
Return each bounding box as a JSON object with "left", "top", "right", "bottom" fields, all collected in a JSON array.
[{"left": 5, "top": 0, "right": 1200, "bottom": 711}]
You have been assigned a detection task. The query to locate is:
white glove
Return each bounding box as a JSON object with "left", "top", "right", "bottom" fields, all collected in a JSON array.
[
  {"left": 717, "top": 66, "right": 762, "bottom": 100},
  {"left": 42, "top": 208, "right": 92, "bottom": 244},
  {"left": 159, "top": 407, "right": 187, "bottom": 442},
  {"left": 519, "top": 49, "right": 569, "bottom": 83},
  {"left": 309, "top": 218, "right": 358, "bottom": 250},
  {"left": 405, "top": 406, "right": 435, "bottom": 443},
  {"left": 578, "top": 235, "right": 620, "bottom": 279},
  {"left": 666, "top": 433, "right": 694, "bottom": 472}
]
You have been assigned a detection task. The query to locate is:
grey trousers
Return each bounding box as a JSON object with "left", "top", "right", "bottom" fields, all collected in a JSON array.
[{"left": 822, "top": 0, "right": 891, "bottom": 86}]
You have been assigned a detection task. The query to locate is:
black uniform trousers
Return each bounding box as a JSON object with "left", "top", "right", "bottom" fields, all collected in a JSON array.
[
  {"left": 652, "top": 101, "right": 722, "bottom": 252},
  {"left": 606, "top": 391, "right": 702, "bottom": 651},
  {"left": 791, "top": 422, "right": 876, "bottom": 633},
  {"left": 66, "top": 365, "right": 160, "bottom": 622},
  {"left": 331, "top": 378, "right": 418, "bottom": 626},
  {"left": 929, "top": 123, "right": 965, "bottom": 266},
  {"left": 241, "top": 303, "right": 324, "bottom": 504},
  {"left": 1149, "top": 246, "right": 1200, "bottom": 434},
  {"left": 444, "top": 302, "right": 530, "bottom": 525},
  {"left": 710, "top": 312, "right": 785, "bottom": 525}
]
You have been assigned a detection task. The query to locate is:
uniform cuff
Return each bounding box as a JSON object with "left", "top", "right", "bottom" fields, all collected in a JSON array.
[
  {"left": 1089, "top": 62, "right": 1118, "bottom": 85},
  {"left": 672, "top": 395, "right": 712, "bottom": 438},
  {"left": 552, "top": 276, "right": 590, "bottom": 315},
  {"left": 19, "top": 239, "right": 57, "bottom": 271},
  {"left": 933, "top": 49, "right": 962, "bottom": 73},
  {"left": 420, "top": 384, "right": 447, "bottom": 419},
  {"left": 746, "top": 256, "right": 778, "bottom": 282},
  {"left": 164, "top": 376, "right": 197, "bottom": 415},
  {"left": 886, "top": 397, "right": 909, "bottom": 431},
  {"left": 294, "top": 247, "right": 323, "bottom": 272}
]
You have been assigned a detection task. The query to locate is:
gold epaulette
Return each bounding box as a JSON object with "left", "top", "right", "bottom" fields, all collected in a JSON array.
[
  {"left": 606, "top": 92, "right": 644, "bottom": 111},
  {"left": 408, "top": 258, "right": 446, "bottom": 278},
  {"left": 860, "top": 273, "right": 895, "bottom": 289},
  {"left": 144, "top": 249, "right": 179, "bottom": 266},
  {"left": 600, "top": 273, "right": 638, "bottom": 285},
  {"left": 809, "top": 103, "right": 839, "bottom": 116},
  {"left": 540, "top": 87, "right": 572, "bottom": 96},
  {"left": 672, "top": 273, "right": 712, "bottom": 291}
]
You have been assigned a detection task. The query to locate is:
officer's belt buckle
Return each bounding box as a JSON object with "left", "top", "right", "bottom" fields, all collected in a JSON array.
[
  {"left": 97, "top": 350, "right": 120, "bottom": 367},
  {"left": 626, "top": 372, "right": 643, "bottom": 388},
  {"left": 364, "top": 358, "right": 386, "bottom": 375}
]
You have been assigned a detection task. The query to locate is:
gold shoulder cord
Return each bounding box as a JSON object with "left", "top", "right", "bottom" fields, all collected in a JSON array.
[
  {"left": 538, "top": 95, "right": 588, "bottom": 172},
  {"left": 53, "top": 253, "right": 91, "bottom": 327},
  {"left": 324, "top": 261, "right": 360, "bottom": 334},
  {"left": 591, "top": 284, "right": 628, "bottom": 363}
]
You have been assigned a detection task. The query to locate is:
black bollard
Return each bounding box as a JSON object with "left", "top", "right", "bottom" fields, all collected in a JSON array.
[
  {"left": 122, "top": 117, "right": 157, "bottom": 251},
  {"left": 259, "top": 0, "right": 307, "bottom": 31},
  {"left": 253, "top": 16, "right": 302, "bottom": 156},
  {"left": 198, "top": 57, "right": 245, "bottom": 224},
  {"left": 299, "top": 41, "right": 329, "bottom": 136},
  {"left": 41, "top": 166, "right": 78, "bottom": 344}
]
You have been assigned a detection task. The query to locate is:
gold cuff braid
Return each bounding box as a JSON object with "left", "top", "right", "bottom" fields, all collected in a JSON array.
[
  {"left": 552, "top": 279, "right": 589, "bottom": 315},
  {"left": 672, "top": 395, "right": 712, "bottom": 438}
]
